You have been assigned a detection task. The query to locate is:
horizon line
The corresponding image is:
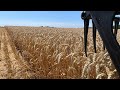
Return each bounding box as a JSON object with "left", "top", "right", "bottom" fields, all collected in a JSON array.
[{"left": 1, "top": 25, "right": 86, "bottom": 28}]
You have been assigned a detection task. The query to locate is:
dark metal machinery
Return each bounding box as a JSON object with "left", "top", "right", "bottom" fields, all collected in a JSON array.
[{"left": 81, "top": 11, "right": 120, "bottom": 77}]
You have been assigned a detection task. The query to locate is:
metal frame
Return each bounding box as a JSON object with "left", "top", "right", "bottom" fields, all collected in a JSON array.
[{"left": 81, "top": 11, "right": 120, "bottom": 77}]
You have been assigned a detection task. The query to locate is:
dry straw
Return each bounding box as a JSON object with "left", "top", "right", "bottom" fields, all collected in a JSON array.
[{"left": 5, "top": 26, "right": 119, "bottom": 79}]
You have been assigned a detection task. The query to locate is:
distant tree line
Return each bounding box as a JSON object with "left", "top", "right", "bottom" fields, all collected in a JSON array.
[{"left": 40, "top": 26, "right": 55, "bottom": 28}]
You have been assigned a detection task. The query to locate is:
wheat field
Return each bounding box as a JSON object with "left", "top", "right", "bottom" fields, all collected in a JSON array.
[{"left": 1, "top": 26, "right": 120, "bottom": 79}]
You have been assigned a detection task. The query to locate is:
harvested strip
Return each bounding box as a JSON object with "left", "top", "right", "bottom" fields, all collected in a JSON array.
[
  {"left": 0, "top": 30, "right": 8, "bottom": 79},
  {"left": 0, "top": 28, "right": 34, "bottom": 79}
]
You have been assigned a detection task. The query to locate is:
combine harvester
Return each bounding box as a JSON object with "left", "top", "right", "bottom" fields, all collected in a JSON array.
[{"left": 81, "top": 11, "right": 120, "bottom": 77}]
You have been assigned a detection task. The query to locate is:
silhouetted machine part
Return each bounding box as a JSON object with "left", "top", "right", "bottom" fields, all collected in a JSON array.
[{"left": 81, "top": 11, "right": 120, "bottom": 77}]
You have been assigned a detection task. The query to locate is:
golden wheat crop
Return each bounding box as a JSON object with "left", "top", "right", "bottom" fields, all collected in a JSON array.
[{"left": 5, "top": 26, "right": 120, "bottom": 79}]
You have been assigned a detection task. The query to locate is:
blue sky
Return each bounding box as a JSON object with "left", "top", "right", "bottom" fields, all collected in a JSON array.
[{"left": 0, "top": 11, "right": 92, "bottom": 28}]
